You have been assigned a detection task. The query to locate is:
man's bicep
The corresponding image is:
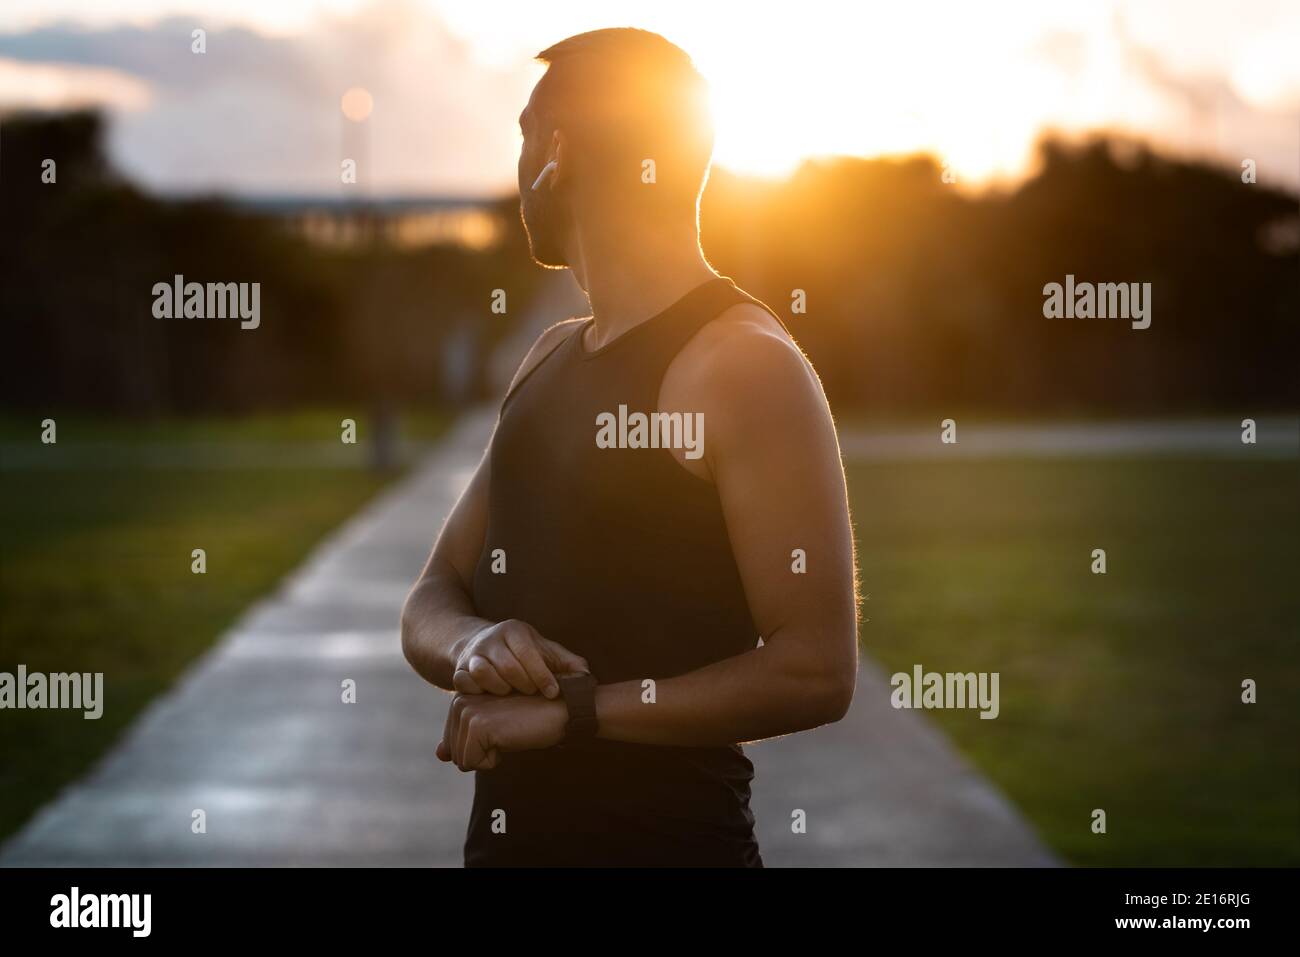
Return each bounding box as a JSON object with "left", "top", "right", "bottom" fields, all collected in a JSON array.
[{"left": 708, "top": 340, "right": 857, "bottom": 649}]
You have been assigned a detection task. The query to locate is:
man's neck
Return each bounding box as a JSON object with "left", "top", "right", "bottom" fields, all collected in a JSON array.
[{"left": 567, "top": 219, "right": 717, "bottom": 350}]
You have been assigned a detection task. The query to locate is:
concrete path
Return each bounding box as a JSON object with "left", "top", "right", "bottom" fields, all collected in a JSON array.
[{"left": 1, "top": 402, "right": 1054, "bottom": 867}]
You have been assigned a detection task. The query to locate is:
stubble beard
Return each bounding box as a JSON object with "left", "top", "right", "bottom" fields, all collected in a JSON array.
[{"left": 520, "top": 190, "right": 572, "bottom": 269}]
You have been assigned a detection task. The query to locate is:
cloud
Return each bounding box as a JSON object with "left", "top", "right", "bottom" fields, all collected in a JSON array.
[{"left": 0, "top": 2, "right": 536, "bottom": 195}]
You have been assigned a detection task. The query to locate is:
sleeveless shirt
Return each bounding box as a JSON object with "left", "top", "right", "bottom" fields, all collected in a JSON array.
[{"left": 466, "top": 276, "right": 786, "bottom": 867}]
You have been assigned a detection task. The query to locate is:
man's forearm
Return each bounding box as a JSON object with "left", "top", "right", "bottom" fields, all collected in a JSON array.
[
  {"left": 593, "top": 637, "right": 855, "bottom": 748},
  {"left": 400, "top": 566, "right": 491, "bottom": 691}
]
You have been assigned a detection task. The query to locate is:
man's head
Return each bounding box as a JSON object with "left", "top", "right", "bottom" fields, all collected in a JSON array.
[{"left": 518, "top": 28, "right": 714, "bottom": 267}]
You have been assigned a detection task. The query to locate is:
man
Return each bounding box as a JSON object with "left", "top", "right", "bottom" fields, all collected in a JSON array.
[{"left": 401, "top": 28, "right": 857, "bottom": 867}]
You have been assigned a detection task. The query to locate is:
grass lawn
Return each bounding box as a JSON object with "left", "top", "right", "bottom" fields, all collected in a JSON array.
[
  {"left": 0, "top": 409, "right": 446, "bottom": 842},
  {"left": 847, "top": 456, "right": 1299, "bottom": 866}
]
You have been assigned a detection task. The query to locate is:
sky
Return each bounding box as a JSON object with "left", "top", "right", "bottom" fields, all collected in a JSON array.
[{"left": 1, "top": 0, "right": 1297, "bottom": 197}]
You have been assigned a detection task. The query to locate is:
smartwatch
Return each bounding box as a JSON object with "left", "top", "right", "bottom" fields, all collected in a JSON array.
[{"left": 557, "top": 672, "right": 599, "bottom": 745}]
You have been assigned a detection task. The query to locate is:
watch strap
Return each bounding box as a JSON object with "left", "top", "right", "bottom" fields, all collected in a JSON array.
[{"left": 557, "top": 672, "right": 598, "bottom": 745}]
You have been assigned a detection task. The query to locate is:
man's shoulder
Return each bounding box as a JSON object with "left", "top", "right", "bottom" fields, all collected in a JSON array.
[
  {"left": 663, "top": 298, "right": 821, "bottom": 432},
  {"left": 534, "top": 315, "right": 587, "bottom": 354},
  {"left": 698, "top": 300, "right": 792, "bottom": 348},
  {"left": 509, "top": 316, "right": 587, "bottom": 391},
  {"left": 674, "top": 300, "right": 808, "bottom": 391}
]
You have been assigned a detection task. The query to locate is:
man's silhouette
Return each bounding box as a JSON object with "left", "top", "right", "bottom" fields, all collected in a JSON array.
[{"left": 402, "top": 28, "right": 857, "bottom": 867}]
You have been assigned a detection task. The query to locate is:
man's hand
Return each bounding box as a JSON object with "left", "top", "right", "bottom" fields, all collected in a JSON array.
[
  {"left": 436, "top": 692, "right": 568, "bottom": 771},
  {"left": 452, "top": 619, "right": 588, "bottom": 698}
]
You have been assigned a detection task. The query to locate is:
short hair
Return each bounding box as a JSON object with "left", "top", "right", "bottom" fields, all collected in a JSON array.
[{"left": 534, "top": 29, "right": 714, "bottom": 207}]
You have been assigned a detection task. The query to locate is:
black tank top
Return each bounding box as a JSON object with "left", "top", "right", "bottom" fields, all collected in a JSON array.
[{"left": 465, "top": 276, "right": 783, "bottom": 867}]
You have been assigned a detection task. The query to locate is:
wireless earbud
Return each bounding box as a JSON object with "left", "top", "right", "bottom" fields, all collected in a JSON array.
[{"left": 531, "top": 160, "right": 558, "bottom": 191}]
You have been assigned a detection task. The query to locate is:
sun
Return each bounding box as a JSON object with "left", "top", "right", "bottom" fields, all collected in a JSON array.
[
  {"left": 677, "top": 2, "right": 1050, "bottom": 184},
  {"left": 693, "top": 18, "right": 940, "bottom": 179}
]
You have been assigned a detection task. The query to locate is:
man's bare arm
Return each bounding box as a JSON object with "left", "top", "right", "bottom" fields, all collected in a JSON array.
[{"left": 400, "top": 319, "right": 589, "bottom": 695}]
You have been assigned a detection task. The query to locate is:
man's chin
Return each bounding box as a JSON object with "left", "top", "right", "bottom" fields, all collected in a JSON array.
[
  {"left": 521, "top": 205, "right": 569, "bottom": 269},
  {"left": 527, "top": 240, "right": 569, "bottom": 269}
]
